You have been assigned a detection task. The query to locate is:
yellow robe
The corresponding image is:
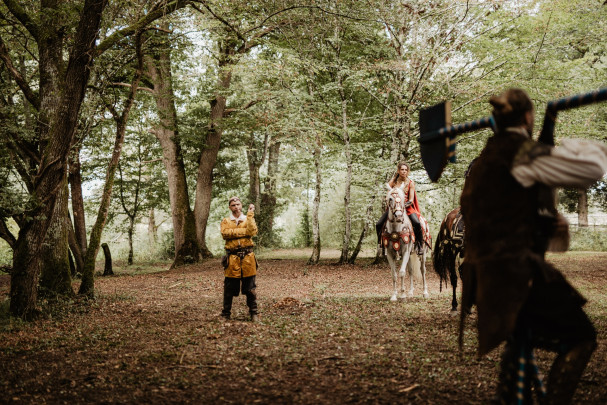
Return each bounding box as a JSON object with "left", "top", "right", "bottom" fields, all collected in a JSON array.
[{"left": 220, "top": 211, "right": 258, "bottom": 278}]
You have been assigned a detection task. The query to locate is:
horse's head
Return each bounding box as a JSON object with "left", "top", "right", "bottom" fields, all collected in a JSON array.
[{"left": 386, "top": 186, "right": 407, "bottom": 223}]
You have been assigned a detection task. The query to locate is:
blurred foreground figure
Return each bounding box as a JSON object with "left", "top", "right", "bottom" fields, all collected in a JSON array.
[{"left": 460, "top": 88, "right": 607, "bottom": 404}]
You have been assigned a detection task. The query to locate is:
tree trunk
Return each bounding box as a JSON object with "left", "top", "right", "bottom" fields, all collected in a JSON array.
[
  {"left": 260, "top": 141, "right": 281, "bottom": 246},
  {"left": 148, "top": 208, "right": 157, "bottom": 245},
  {"left": 127, "top": 216, "right": 135, "bottom": 265},
  {"left": 348, "top": 193, "right": 376, "bottom": 264},
  {"left": 39, "top": 184, "right": 74, "bottom": 298},
  {"left": 246, "top": 132, "right": 270, "bottom": 244},
  {"left": 372, "top": 193, "right": 388, "bottom": 266},
  {"left": 36, "top": 0, "right": 72, "bottom": 300},
  {"left": 66, "top": 215, "right": 84, "bottom": 275},
  {"left": 246, "top": 135, "right": 263, "bottom": 210},
  {"left": 10, "top": 0, "right": 108, "bottom": 319},
  {"left": 578, "top": 188, "right": 588, "bottom": 227},
  {"left": 80, "top": 33, "right": 142, "bottom": 295},
  {"left": 69, "top": 144, "right": 88, "bottom": 257},
  {"left": 80, "top": 115, "right": 129, "bottom": 295},
  {"left": 308, "top": 133, "right": 322, "bottom": 265},
  {"left": 144, "top": 47, "right": 202, "bottom": 268},
  {"left": 193, "top": 54, "right": 233, "bottom": 259},
  {"left": 338, "top": 75, "right": 352, "bottom": 264},
  {"left": 101, "top": 243, "right": 113, "bottom": 276}
]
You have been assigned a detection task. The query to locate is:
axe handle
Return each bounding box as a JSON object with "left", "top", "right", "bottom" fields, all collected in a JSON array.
[
  {"left": 538, "top": 87, "right": 607, "bottom": 146},
  {"left": 419, "top": 116, "right": 494, "bottom": 144}
]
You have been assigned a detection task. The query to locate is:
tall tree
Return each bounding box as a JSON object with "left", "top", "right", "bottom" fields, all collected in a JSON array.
[
  {"left": 79, "top": 32, "right": 144, "bottom": 296},
  {"left": 144, "top": 25, "right": 203, "bottom": 267},
  {"left": 190, "top": 0, "right": 314, "bottom": 257},
  {"left": 2, "top": 0, "right": 109, "bottom": 318},
  {"left": 0, "top": 0, "right": 189, "bottom": 317}
]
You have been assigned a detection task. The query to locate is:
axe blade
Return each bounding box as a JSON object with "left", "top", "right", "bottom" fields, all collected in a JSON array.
[{"left": 419, "top": 101, "right": 452, "bottom": 182}]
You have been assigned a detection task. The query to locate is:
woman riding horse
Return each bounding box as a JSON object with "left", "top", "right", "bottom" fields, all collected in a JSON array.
[{"left": 376, "top": 161, "right": 426, "bottom": 254}]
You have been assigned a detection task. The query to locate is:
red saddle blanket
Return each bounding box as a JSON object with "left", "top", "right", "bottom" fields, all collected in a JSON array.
[{"left": 381, "top": 215, "right": 432, "bottom": 249}]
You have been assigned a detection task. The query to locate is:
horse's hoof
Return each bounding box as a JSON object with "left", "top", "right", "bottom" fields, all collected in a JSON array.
[
  {"left": 398, "top": 296, "right": 407, "bottom": 301},
  {"left": 423, "top": 292, "right": 429, "bottom": 299},
  {"left": 450, "top": 310, "right": 458, "bottom": 317},
  {"left": 390, "top": 296, "right": 397, "bottom": 302}
]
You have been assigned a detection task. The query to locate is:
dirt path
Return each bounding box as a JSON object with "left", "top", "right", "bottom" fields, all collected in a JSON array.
[{"left": 1, "top": 252, "right": 606, "bottom": 404}]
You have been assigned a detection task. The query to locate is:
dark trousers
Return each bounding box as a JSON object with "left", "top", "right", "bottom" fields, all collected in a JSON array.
[
  {"left": 222, "top": 276, "right": 258, "bottom": 317},
  {"left": 409, "top": 212, "right": 423, "bottom": 245},
  {"left": 495, "top": 273, "right": 596, "bottom": 404}
]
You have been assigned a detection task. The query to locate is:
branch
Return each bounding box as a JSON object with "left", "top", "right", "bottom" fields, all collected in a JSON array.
[
  {"left": 0, "top": 35, "right": 40, "bottom": 109},
  {"left": 110, "top": 82, "right": 153, "bottom": 93},
  {"left": 224, "top": 99, "right": 260, "bottom": 115},
  {"left": 190, "top": 1, "right": 246, "bottom": 43},
  {"left": 1, "top": 0, "right": 40, "bottom": 42},
  {"left": 533, "top": 12, "right": 552, "bottom": 66},
  {"left": 0, "top": 217, "right": 17, "bottom": 249},
  {"left": 142, "top": 158, "right": 163, "bottom": 164},
  {"left": 95, "top": 0, "right": 189, "bottom": 56}
]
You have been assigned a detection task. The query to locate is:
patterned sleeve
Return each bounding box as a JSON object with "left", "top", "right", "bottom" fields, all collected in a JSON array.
[{"left": 511, "top": 139, "right": 607, "bottom": 188}]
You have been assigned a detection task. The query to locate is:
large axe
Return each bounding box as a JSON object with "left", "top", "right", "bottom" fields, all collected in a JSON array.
[{"left": 419, "top": 87, "right": 607, "bottom": 182}]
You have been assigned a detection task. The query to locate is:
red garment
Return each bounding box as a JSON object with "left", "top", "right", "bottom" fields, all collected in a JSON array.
[{"left": 404, "top": 179, "right": 421, "bottom": 216}]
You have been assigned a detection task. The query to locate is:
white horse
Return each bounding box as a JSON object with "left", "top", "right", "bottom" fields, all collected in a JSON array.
[{"left": 382, "top": 185, "right": 429, "bottom": 301}]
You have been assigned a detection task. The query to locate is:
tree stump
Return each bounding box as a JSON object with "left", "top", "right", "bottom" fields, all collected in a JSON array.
[{"left": 101, "top": 243, "right": 114, "bottom": 276}]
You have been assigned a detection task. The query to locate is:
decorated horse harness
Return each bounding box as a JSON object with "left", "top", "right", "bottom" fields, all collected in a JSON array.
[{"left": 381, "top": 189, "right": 431, "bottom": 253}]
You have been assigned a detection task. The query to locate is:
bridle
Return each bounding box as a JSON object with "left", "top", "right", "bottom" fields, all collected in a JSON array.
[{"left": 388, "top": 188, "right": 406, "bottom": 223}]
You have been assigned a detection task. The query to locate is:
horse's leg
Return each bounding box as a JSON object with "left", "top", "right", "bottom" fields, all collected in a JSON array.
[
  {"left": 449, "top": 250, "right": 459, "bottom": 315},
  {"left": 421, "top": 247, "right": 429, "bottom": 298},
  {"left": 403, "top": 244, "right": 415, "bottom": 298},
  {"left": 398, "top": 246, "right": 408, "bottom": 300},
  {"left": 386, "top": 251, "right": 398, "bottom": 302}
]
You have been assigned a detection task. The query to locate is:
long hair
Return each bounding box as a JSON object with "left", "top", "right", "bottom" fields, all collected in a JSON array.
[
  {"left": 489, "top": 88, "right": 533, "bottom": 130},
  {"left": 389, "top": 161, "right": 409, "bottom": 188}
]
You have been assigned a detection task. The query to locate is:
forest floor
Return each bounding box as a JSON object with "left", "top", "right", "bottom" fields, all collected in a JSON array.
[{"left": 1, "top": 250, "right": 606, "bottom": 404}]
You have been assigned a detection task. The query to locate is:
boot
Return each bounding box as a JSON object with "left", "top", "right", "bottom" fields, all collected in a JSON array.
[
  {"left": 246, "top": 289, "right": 258, "bottom": 321},
  {"left": 221, "top": 293, "right": 233, "bottom": 319}
]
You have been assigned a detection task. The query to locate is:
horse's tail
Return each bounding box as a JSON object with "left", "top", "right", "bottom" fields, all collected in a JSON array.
[
  {"left": 433, "top": 221, "right": 449, "bottom": 290},
  {"left": 407, "top": 252, "right": 422, "bottom": 282}
]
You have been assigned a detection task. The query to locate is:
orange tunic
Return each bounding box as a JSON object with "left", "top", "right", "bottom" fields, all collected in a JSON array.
[{"left": 220, "top": 211, "right": 258, "bottom": 278}]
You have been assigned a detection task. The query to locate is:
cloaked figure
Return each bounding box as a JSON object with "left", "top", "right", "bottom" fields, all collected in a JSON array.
[{"left": 460, "top": 88, "right": 607, "bottom": 404}]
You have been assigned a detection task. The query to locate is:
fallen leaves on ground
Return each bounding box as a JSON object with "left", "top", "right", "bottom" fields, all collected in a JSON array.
[{"left": 0, "top": 252, "right": 606, "bottom": 404}]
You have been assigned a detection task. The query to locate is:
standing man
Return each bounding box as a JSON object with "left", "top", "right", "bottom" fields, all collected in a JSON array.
[
  {"left": 460, "top": 88, "right": 607, "bottom": 404},
  {"left": 220, "top": 196, "right": 259, "bottom": 322}
]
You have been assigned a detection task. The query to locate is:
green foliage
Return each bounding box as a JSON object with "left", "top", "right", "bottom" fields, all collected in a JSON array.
[
  {"left": 560, "top": 187, "right": 580, "bottom": 213},
  {"left": 291, "top": 206, "right": 312, "bottom": 248},
  {"left": 569, "top": 227, "right": 607, "bottom": 251},
  {"left": 159, "top": 230, "right": 175, "bottom": 260},
  {"left": 3, "top": 0, "right": 607, "bottom": 268},
  {"left": 591, "top": 180, "right": 607, "bottom": 212}
]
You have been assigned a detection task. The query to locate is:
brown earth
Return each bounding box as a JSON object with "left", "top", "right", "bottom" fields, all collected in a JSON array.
[{"left": 1, "top": 251, "right": 606, "bottom": 404}]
